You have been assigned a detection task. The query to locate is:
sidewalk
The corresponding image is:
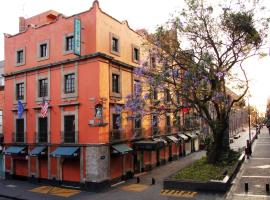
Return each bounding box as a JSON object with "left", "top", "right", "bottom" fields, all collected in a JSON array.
[{"left": 227, "top": 127, "right": 270, "bottom": 200}]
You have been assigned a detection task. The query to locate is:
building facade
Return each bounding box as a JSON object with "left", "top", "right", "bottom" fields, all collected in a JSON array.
[{"left": 3, "top": 1, "right": 191, "bottom": 190}]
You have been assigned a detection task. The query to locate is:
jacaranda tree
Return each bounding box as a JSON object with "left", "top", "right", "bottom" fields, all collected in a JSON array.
[{"left": 125, "top": 0, "right": 269, "bottom": 164}]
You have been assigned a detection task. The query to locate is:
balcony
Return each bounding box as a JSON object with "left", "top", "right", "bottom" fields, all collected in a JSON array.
[
  {"left": 132, "top": 128, "right": 143, "bottom": 139},
  {"left": 62, "top": 131, "right": 77, "bottom": 144},
  {"left": 152, "top": 127, "right": 159, "bottom": 136},
  {"left": 12, "top": 132, "right": 25, "bottom": 143},
  {"left": 166, "top": 126, "right": 172, "bottom": 134},
  {"left": 110, "top": 129, "right": 126, "bottom": 142},
  {"left": 35, "top": 131, "right": 49, "bottom": 143}
]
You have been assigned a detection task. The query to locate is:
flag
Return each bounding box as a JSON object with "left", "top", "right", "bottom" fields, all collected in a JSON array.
[
  {"left": 40, "top": 98, "right": 49, "bottom": 118},
  {"left": 182, "top": 107, "right": 189, "bottom": 113},
  {"left": 18, "top": 100, "right": 24, "bottom": 119}
]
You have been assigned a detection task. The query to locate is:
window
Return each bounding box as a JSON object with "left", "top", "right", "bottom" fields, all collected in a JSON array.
[
  {"left": 153, "top": 88, "right": 158, "bottom": 100},
  {"left": 39, "top": 79, "right": 48, "bottom": 97},
  {"left": 16, "top": 118, "right": 24, "bottom": 142},
  {"left": 0, "top": 111, "right": 2, "bottom": 134},
  {"left": 37, "top": 41, "right": 49, "bottom": 60},
  {"left": 152, "top": 115, "right": 158, "bottom": 135},
  {"left": 134, "top": 117, "right": 141, "bottom": 129},
  {"left": 16, "top": 83, "right": 24, "bottom": 100},
  {"left": 16, "top": 50, "right": 24, "bottom": 64},
  {"left": 165, "top": 89, "right": 171, "bottom": 102},
  {"left": 112, "top": 73, "right": 120, "bottom": 93},
  {"left": 64, "top": 115, "right": 75, "bottom": 143},
  {"left": 134, "top": 80, "right": 142, "bottom": 96},
  {"left": 112, "top": 113, "right": 121, "bottom": 130},
  {"left": 64, "top": 73, "right": 75, "bottom": 94},
  {"left": 151, "top": 56, "right": 156, "bottom": 68},
  {"left": 112, "top": 37, "right": 119, "bottom": 52},
  {"left": 110, "top": 33, "right": 120, "bottom": 55},
  {"left": 65, "top": 35, "right": 74, "bottom": 52},
  {"left": 38, "top": 117, "right": 47, "bottom": 143},
  {"left": 132, "top": 45, "right": 140, "bottom": 63},
  {"left": 40, "top": 43, "right": 47, "bottom": 58},
  {"left": 166, "top": 115, "right": 171, "bottom": 132}
]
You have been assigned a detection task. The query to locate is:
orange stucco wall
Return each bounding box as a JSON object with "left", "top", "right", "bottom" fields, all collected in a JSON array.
[{"left": 3, "top": 0, "right": 182, "bottom": 183}]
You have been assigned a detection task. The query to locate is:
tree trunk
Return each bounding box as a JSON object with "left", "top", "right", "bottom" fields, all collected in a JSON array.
[{"left": 207, "top": 118, "right": 230, "bottom": 164}]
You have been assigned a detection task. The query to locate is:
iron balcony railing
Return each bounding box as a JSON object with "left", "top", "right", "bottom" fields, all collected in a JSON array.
[
  {"left": 132, "top": 128, "right": 143, "bottom": 139},
  {"left": 34, "top": 131, "right": 49, "bottom": 143},
  {"left": 110, "top": 129, "right": 126, "bottom": 142},
  {"left": 12, "top": 132, "right": 25, "bottom": 143},
  {"left": 62, "top": 131, "right": 78, "bottom": 143}
]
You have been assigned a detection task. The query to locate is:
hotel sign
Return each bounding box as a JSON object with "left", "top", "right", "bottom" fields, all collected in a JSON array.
[{"left": 74, "top": 18, "right": 81, "bottom": 56}]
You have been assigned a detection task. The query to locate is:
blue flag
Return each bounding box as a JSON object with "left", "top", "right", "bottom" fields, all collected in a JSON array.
[{"left": 18, "top": 100, "right": 24, "bottom": 119}]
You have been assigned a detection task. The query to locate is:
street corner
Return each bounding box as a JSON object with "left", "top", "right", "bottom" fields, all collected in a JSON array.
[
  {"left": 30, "top": 185, "right": 81, "bottom": 198},
  {"left": 121, "top": 183, "right": 149, "bottom": 192},
  {"left": 160, "top": 189, "right": 197, "bottom": 198}
]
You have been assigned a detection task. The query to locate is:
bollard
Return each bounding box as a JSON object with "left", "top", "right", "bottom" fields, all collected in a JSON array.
[
  {"left": 245, "top": 183, "right": 248, "bottom": 192},
  {"left": 136, "top": 177, "right": 140, "bottom": 184},
  {"left": 266, "top": 184, "right": 269, "bottom": 193},
  {"left": 245, "top": 148, "right": 249, "bottom": 159},
  {"left": 151, "top": 178, "right": 155, "bottom": 185}
]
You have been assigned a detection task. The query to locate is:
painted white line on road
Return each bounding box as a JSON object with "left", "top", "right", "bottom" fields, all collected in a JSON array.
[
  {"left": 251, "top": 158, "right": 270, "bottom": 160},
  {"left": 242, "top": 175, "right": 270, "bottom": 178},
  {"left": 6, "top": 185, "right": 16, "bottom": 188},
  {"left": 234, "top": 193, "right": 270, "bottom": 199}
]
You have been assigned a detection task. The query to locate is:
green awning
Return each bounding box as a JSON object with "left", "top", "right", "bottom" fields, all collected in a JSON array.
[
  {"left": 112, "top": 144, "right": 133, "bottom": 154},
  {"left": 29, "top": 146, "right": 47, "bottom": 156},
  {"left": 50, "top": 147, "right": 80, "bottom": 157},
  {"left": 166, "top": 136, "right": 179, "bottom": 143},
  {"left": 185, "top": 133, "right": 198, "bottom": 139},
  {"left": 178, "top": 133, "right": 189, "bottom": 141},
  {"left": 5, "top": 146, "right": 26, "bottom": 155}
]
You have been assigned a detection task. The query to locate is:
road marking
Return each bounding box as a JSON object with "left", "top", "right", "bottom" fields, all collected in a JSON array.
[
  {"left": 30, "top": 185, "right": 80, "bottom": 197},
  {"left": 234, "top": 193, "right": 270, "bottom": 198},
  {"left": 121, "top": 184, "right": 149, "bottom": 192},
  {"left": 160, "top": 189, "right": 197, "bottom": 198},
  {"left": 242, "top": 175, "right": 270, "bottom": 178}
]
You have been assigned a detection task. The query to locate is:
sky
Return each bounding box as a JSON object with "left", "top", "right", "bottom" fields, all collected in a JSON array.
[{"left": 0, "top": 0, "right": 269, "bottom": 114}]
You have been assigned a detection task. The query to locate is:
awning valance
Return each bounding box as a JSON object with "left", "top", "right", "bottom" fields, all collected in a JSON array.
[
  {"left": 166, "top": 135, "right": 179, "bottom": 143},
  {"left": 50, "top": 147, "right": 80, "bottom": 157},
  {"left": 29, "top": 146, "right": 47, "bottom": 156},
  {"left": 5, "top": 146, "right": 26, "bottom": 155},
  {"left": 112, "top": 144, "right": 133, "bottom": 155},
  {"left": 178, "top": 134, "right": 189, "bottom": 141},
  {"left": 153, "top": 137, "right": 168, "bottom": 145},
  {"left": 185, "top": 132, "right": 198, "bottom": 139},
  {"left": 133, "top": 140, "right": 164, "bottom": 151}
]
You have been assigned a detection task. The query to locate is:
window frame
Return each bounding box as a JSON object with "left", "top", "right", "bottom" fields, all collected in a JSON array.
[
  {"left": 64, "top": 73, "right": 75, "bottom": 94},
  {"left": 63, "top": 33, "right": 74, "bottom": 54},
  {"left": 61, "top": 64, "right": 78, "bottom": 99},
  {"left": 132, "top": 44, "right": 140, "bottom": 63},
  {"left": 16, "top": 82, "right": 24, "bottom": 101},
  {"left": 110, "top": 33, "right": 120, "bottom": 56},
  {"left": 110, "top": 68, "right": 121, "bottom": 98},
  {"left": 15, "top": 47, "right": 25, "bottom": 66},
  {"left": 37, "top": 40, "right": 49, "bottom": 61}
]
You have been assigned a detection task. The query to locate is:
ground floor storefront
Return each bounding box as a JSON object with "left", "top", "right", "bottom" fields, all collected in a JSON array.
[{"left": 4, "top": 133, "right": 201, "bottom": 191}]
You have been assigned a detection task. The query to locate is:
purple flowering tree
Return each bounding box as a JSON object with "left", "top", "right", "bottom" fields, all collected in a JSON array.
[{"left": 125, "top": 0, "right": 269, "bottom": 164}]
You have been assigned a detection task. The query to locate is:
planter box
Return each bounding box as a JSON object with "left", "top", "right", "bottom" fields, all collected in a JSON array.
[{"left": 163, "top": 153, "right": 245, "bottom": 192}]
